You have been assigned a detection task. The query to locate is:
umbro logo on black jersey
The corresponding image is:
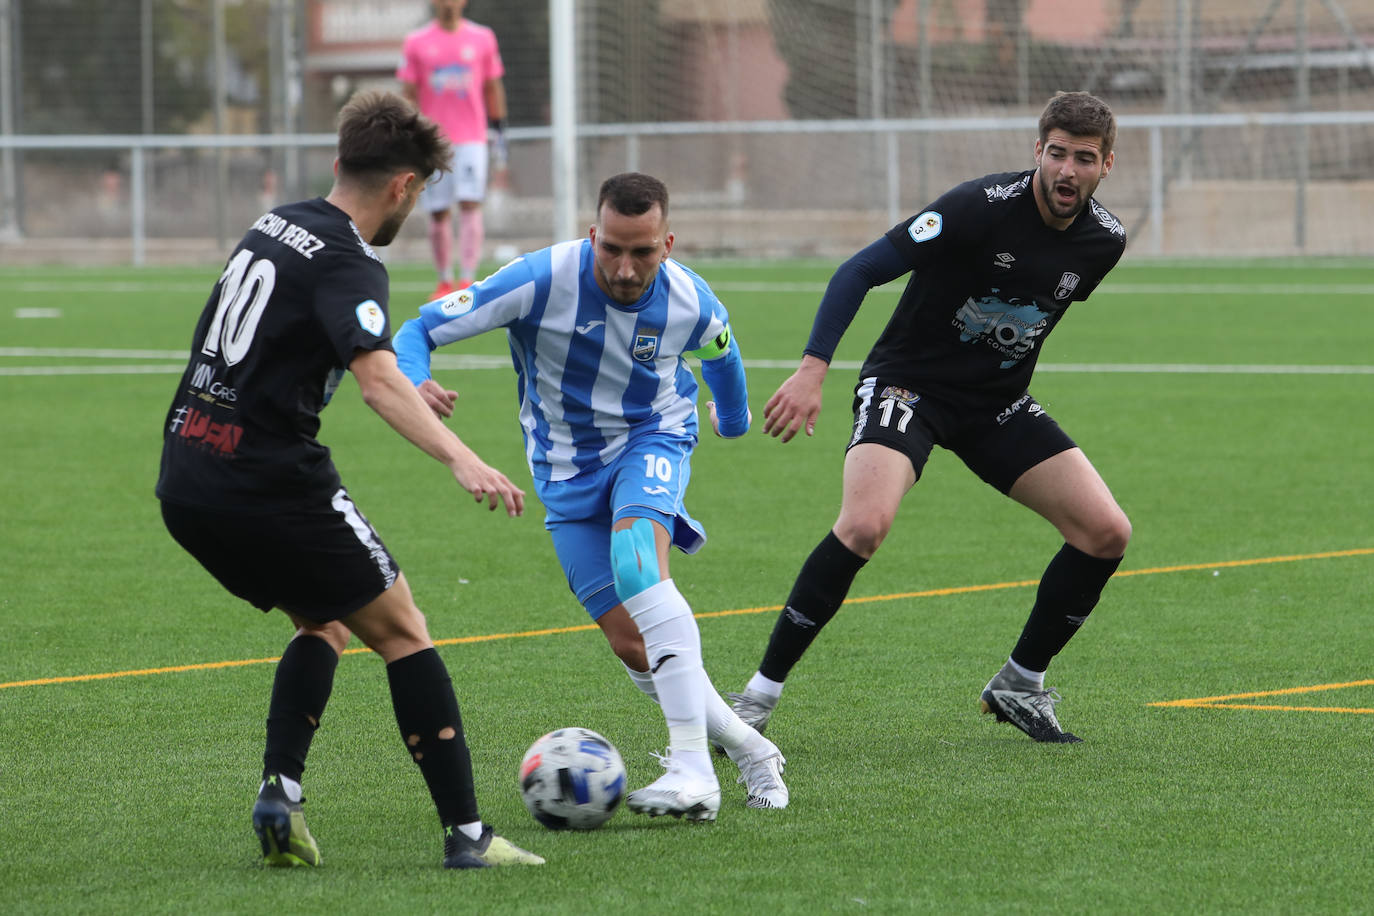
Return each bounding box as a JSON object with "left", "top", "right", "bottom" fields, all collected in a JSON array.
[{"left": 993, "top": 252, "right": 1015, "bottom": 269}]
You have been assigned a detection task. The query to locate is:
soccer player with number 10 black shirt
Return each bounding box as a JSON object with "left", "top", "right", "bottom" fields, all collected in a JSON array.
[
  {"left": 728, "top": 91, "right": 1130, "bottom": 745},
  {"left": 156, "top": 90, "right": 542, "bottom": 870}
]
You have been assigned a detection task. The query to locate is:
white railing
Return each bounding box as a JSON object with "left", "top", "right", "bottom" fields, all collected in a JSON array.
[{"left": 2, "top": 110, "right": 1372, "bottom": 264}]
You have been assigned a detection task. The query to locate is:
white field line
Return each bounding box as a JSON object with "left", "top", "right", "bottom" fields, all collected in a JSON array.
[{"left": 2, "top": 348, "right": 1372, "bottom": 377}]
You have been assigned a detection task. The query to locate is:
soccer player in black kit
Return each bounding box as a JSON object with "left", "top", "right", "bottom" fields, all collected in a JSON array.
[
  {"left": 156, "top": 90, "right": 543, "bottom": 868},
  {"left": 728, "top": 91, "right": 1129, "bottom": 744}
]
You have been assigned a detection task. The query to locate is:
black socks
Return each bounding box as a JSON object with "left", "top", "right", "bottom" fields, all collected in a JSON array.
[
  {"left": 759, "top": 531, "right": 868, "bottom": 682},
  {"left": 1010, "top": 543, "right": 1122, "bottom": 672},
  {"left": 387, "top": 647, "right": 479, "bottom": 827},
  {"left": 263, "top": 634, "right": 338, "bottom": 784}
]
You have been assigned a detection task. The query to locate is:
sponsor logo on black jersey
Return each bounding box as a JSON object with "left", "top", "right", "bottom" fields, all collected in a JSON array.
[
  {"left": 189, "top": 361, "right": 238, "bottom": 404},
  {"left": 995, "top": 393, "right": 1045, "bottom": 425},
  {"left": 168, "top": 405, "right": 244, "bottom": 456},
  {"left": 953, "top": 295, "right": 1050, "bottom": 368},
  {"left": 993, "top": 252, "right": 1016, "bottom": 269},
  {"left": 983, "top": 175, "right": 1031, "bottom": 201}
]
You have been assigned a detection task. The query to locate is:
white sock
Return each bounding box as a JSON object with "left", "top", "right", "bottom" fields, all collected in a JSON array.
[
  {"left": 670, "top": 747, "right": 713, "bottom": 780},
  {"left": 457, "top": 820, "right": 482, "bottom": 841},
  {"left": 1005, "top": 657, "right": 1045, "bottom": 689},
  {"left": 746, "top": 671, "right": 785, "bottom": 701},
  {"left": 623, "top": 579, "right": 708, "bottom": 759},
  {"left": 705, "top": 673, "right": 753, "bottom": 753},
  {"left": 623, "top": 633, "right": 753, "bottom": 763},
  {"left": 261, "top": 774, "right": 302, "bottom": 803},
  {"left": 623, "top": 662, "right": 659, "bottom": 703}
]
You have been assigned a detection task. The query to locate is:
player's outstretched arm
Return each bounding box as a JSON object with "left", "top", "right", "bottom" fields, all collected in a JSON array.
[
  {"left": 763, "top": 354, "right": 828, "bottom": 442},
  {"left": 350, "top": 348, "right": 525, "bottom": 516}
]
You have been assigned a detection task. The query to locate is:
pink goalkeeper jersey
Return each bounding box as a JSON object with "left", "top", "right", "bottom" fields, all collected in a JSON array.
[{"left": 397, "top": 19, "right": 504, "bottom": 145}]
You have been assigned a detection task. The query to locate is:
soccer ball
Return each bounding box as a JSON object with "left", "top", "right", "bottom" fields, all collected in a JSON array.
[{"left": 518, "top": 727, "right": 626, "bottom": 830}]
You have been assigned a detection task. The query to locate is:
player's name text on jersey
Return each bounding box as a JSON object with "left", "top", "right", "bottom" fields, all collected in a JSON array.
[{"left": 250, "top": 212, "right": 326, "bottom": 260}]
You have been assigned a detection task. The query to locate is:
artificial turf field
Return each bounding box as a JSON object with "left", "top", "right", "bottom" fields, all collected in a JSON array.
[{"left": 2, "top": 256, "right": 1372, "bottom": 913}]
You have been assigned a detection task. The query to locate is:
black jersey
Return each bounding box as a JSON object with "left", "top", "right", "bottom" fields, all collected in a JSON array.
[
  {"left": 865, "top": 169, "right": 1126, "bottom": 407},
  {"left": 156, "top": 198, "right": 394, "bottom": 511}
]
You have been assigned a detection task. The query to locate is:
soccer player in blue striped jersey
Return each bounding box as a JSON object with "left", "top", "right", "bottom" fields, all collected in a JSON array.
[{"left": 394, "top": 173, "right": 788, "bottom": 818}]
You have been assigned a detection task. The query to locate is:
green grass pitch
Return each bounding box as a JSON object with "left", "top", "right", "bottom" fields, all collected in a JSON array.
[{"left": 1, "top": 256, "right": 1372, "bottom": 913}]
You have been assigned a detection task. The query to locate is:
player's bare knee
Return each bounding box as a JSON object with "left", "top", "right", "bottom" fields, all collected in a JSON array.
[
  {"left": 833, "top": 517, "right": 890, "bottom": 559},
  {"left": 438, "top": 726, "right": 456, "bottom": 741},
  {"left": 610, "top": 636, "right": 647, "bottom": 670},
  {"left": 1083, "top": 510, "right": 1131, "bottom": 558}
]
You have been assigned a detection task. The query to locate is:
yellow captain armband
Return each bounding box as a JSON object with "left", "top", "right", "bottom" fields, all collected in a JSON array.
[{"left": 691, "top": 324, "right": 732, "bottom": 360}]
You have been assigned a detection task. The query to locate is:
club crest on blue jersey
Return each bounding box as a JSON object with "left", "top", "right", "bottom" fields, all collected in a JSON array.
[
  {"left": 632, "top": 333, "right": 659, "bottom": 361},
  {"left": 355, "top": 300, "right": 385, "bottom": 336}
]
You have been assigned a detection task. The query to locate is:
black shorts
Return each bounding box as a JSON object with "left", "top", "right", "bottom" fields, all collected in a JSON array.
[
  {"left": 847, "top": 377, "right": 1076, "bottom": 494},
  {"left": 160, "top": 487, "right": 399, "bottom": 623}
]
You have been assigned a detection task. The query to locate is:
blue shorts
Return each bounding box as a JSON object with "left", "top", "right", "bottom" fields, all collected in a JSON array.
[{"left": 537, "top": 432, "right": 705, "bottom": 620}]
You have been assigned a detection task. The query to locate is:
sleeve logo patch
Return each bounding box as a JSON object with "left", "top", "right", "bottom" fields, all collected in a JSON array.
[
  {"left": 908, "top": 211, "right": 943, "bottom": 243},
  {"left": 440, "top": 290, "right": 475, "bottom": 317},
  {"left": 355, "top": 300, "right": 385, "bottom": 336}
]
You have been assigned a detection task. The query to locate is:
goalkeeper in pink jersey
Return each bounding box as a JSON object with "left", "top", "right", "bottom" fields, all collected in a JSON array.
[{"left": 398, "top": 0, "right": 508, "bottom": 299}]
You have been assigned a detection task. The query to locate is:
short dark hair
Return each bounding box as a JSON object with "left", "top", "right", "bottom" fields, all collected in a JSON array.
[
  {"left": 597, "top": 172, "right": 670, "bottom": 220},
  {"left": 1039, "top": 91, "right": 1117, "bottom": 158},
  {"left": 335, "top": 90, "right": 451, "bottom": 187}
]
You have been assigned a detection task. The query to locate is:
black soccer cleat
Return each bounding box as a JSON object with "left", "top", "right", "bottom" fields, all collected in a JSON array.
[
  {"left": 980, "top": 675, "right": 1083, "bottom": 744},
  {"left": 252, "top": 774, "right": 321, "bottom": 867},
  {"left": 442, "top": 824, "right": 545, "bottom": 869}
]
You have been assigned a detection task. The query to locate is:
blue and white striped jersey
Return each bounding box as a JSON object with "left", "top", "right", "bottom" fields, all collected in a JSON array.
[{"left": 394, "top": 238, "right": 745, "bottom": 482}]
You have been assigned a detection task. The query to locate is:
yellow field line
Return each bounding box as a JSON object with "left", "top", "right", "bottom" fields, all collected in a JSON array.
[
  {"left": 3, "top": 546, "right": 1370, "bottom": 692},
  {"left": 1159, "top": 703, "right": 1374, "bottom": 714}
]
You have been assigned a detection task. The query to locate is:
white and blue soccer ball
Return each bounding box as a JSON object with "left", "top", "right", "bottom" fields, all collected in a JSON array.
[{"left": 518, "top": 727, "right": 626, "bottom": 830}]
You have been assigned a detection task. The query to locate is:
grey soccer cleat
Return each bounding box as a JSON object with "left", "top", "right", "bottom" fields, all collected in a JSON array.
[
  {"left": 726, "top": 688, "right": 778, "bottom": 735},
  {"left": 980, "top": 673, "right": 1083, "bottom": 744}
]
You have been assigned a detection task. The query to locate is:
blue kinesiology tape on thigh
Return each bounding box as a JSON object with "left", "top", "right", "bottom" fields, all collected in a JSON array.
[{"left": 611, "top": 518, "right": 661, "bottom": 601}]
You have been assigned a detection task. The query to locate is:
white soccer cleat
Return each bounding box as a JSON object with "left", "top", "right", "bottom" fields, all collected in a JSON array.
[
  {"left": 730, "top": 737, "right": 788, "bottom": 809},
  {"left": 625, "top": 752, "right": 720, "bottom": 822}
]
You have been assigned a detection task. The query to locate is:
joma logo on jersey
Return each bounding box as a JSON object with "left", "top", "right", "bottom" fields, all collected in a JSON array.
[{"left": 633, "top": 333, "right": 659, "bottom": 361}]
